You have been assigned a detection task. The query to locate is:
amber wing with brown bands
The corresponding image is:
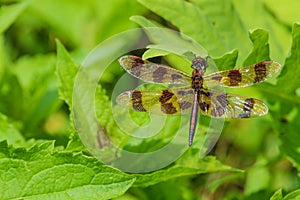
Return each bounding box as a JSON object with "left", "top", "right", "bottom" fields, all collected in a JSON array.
[
  {"left": 203, "top": 61, "right": 281, "bottom": 87},
  {"left": 119, "top": 55, "right": 191, "bottom": 85},
  {"left": 116, "top": 87, "right": 195, "bottom": 115},
  {"left": 116, "top": 87, "right": 268, "bottom": 118},
  {"left": 198, "top": 88, "right": 268, "bottom": 118}
]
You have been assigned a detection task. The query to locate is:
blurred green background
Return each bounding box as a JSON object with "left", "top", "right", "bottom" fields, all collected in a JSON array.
[{"left": 1, "top": 0, "right": 300, "bottom": 199}]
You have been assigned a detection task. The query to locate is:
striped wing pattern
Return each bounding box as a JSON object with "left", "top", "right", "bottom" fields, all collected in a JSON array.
[
  {"left": 203, "top": 61, "right": 281, "bottom": 87},
  {"left": 197, "top": 88, "right": 268, "bottom": 118},
  {"left": 116, "top": 87, "right": 194, "bottom": 115},
  {"left": 116, "top": 87, "right": 268, "bottom": 118},
  {"left": 119, "top": 55, "right": 191, "bottom": 85}
]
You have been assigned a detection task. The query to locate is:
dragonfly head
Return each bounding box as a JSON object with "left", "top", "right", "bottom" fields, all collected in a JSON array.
[{"left": 191, "top": 56, "right": 208, "bottom": 72}]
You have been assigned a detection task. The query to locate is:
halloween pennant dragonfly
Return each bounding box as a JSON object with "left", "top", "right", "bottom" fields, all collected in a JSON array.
[{"left": 116, "top": 55, "right": 281, "bottom": 146}]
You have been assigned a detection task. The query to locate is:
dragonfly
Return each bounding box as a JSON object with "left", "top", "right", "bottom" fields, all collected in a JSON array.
[{"left": 116, "top": 55, "right": 281, "bottom": 146}]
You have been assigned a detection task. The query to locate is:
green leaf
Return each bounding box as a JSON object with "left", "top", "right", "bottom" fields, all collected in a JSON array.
[
  {"left": 113, "top": 193, "right": 140, "bottom": 200},
  {"left": 29, "top": 0, "right": 95, "bottom": 46},
  {"left": 208, "top": 172, "right": 244, "bottom": 192},
  {"left": 130, "top": 15, "right": 162, "bottom": 27},
  {"left": 95, "top": 85, "right": 127, "bottom": 146},
  {"left": 137, "top": 0, "right": 263, "bottom": 66},
  {"left": 29, "top": 0, "right": 144, "bottom": 47},
  {"left": 263, "top": 24, "right": 300, "bottom": 172},
  {"left": 270, "top": 189, "right": 283, "bottom": 200},
  {"left": 136, "top": 180, "right": 196, "bottom": 200},
  {"left": 137, "top": 0, "right": 229, "bottom": 57},
  {"left": 0, "top": 70, "right": 23, "bottom": 119},
  {"left": 142, "top": 48, "right": 170, "bottom": 60},
  {"left": 245, "top": 163, "right": 270, "bottom": 195},
  {"left": 243, "top": 29, "right": 270, "bottom": 66},
  {"left": 56, "top": 39, "right": 125, "bottom": 153},
  {"left": 133, "top": 152, "right": 241, "bottom": 187},
  {"left": 94, "top": 0, "right": 145, "bottom": 42},
  {"left": 270, "top": 188, "right": 300, "bottom": 200},
  {"left": 0, "top": 113, "right": 25, "bottom": 147},
  {"left": 65, "top": 131, "right": 87, "bottom": 152},
  {"left": 56, "top": 40, "right": 83, "bottom": 146},
  {"left": 56, "top": 40, "right": 93, "bottom": 148},
  {"left": 13, "top": 54, "right": 62, "bottom": 135},
  {"left": 212, "top": 49, "right": 239, "bottom": 70},
  {"left": 130, "top": 15, "right": 208, "bottom": 58},
  {"left": 56, "top": 39, "right": 79, "bottom": 108},
  {"left": 190, "top": 0, "right": 251, "bottom": 62},
  {"left": 0, "top": 140, "right": 135, "bottom": 199},
  {"left": 283, "top": 189, "right": 300, "bottom": 200},
  {"left": 264, "top": 0, "right": 299, "bottom": 26},
  {"left": 277, "top": 23, "right": 300, "bottom": 94},
  {"left": 14, "top": 54, "right": 56, "bottom": 88},
  {"left": 0, "top": 35, "right": 8, "bottom": 76},
  {"left": 232, "top": 0, "right": 290, "bottom": 63},
  {"left": 0, "top": 1, "right": 28, "bottom": 34}
]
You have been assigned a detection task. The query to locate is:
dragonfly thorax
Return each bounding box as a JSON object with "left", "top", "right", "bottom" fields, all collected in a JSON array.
[{"left": 191, "top": 69, "right": 204, "bottom": 91}]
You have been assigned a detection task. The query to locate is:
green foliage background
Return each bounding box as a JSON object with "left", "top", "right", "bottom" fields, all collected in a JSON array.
[{"left": 0, "top": 0, "right": 300, "bottom": 199}]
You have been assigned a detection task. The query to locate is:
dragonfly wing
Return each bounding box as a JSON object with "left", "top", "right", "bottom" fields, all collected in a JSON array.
[
  {"left": 119, "top": 55, "right": 191, "bottom": 85},
  {"left": 116, "top": 86, "right": 194, "bottom": 115},
  {"left": 203, "top": 61, "right": 281, "bottom": 87},
  {"left": 198, "top": 88, "right": 268, "bottom": 118}
]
